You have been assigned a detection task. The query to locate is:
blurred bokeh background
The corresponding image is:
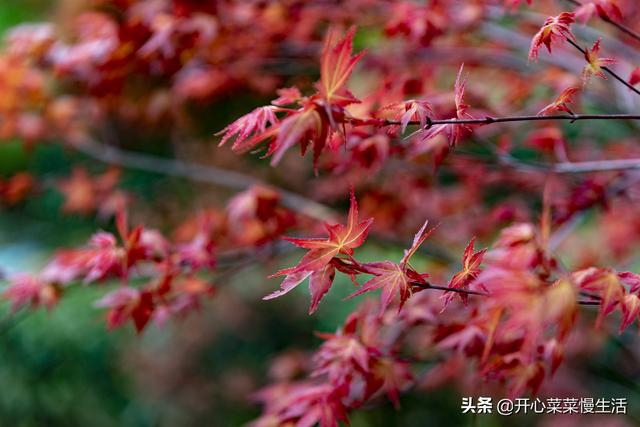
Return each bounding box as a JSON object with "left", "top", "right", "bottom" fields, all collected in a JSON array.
[{"left": 1, "top": 1, "right": 640, "bottom": 426}]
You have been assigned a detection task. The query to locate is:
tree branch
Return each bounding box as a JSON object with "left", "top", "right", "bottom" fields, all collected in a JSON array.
[
  {"left": 410, "top": 281, "right": 600, "bottom": 305},
  {"left": 372, "top": 113, "right": 640, "bottom": 128},
  {"left": 69, "top": 137, "right": 338, "bottom": 223},
  {"left": 553, "top": 158, "right": 640, "bottom": 173}
]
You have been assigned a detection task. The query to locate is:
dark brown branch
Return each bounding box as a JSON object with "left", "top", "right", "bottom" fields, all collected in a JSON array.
[
  {"left": 410, "top": 281, "right": 600, "bottom": 305},
  {"left": 411, "top": 281, "right": 489, "bottom": 296},
  {"left": 374, "top": 113, "right": 640, "bottom": 128},
  {"left": 565, "top": 0, "right": 640, "bottom": 43}
]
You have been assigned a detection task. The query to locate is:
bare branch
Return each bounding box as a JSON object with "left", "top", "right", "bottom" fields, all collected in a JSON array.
[
  {"left": 410, "top": 281, "right": 600, "bottom": 305},
  {"left": 70, "top": 137, "right": 338, "bottom": 222}
]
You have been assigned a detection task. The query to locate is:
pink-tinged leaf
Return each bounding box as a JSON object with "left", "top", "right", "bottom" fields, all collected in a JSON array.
[
  {"left": 308, "top": 264, "right": 336, "bottom": 314},
  {"left": 372, "top": 357, "right": 413, "bottom": 408},
  {"left": 572, "top": 267, "right": 625, "bottom": 328},
  {"left": 537, "top": 86, "right": 580, "bottom": 116},
  {"left": 542, "top": 339, "right": 564, "bottom": 375},
  {"left": 582, "top": 38, "right": 616, "bottom": 85},
  {"left": 3, "top": 274, "right": 58, "bottom": 311},
  {"left": 619, "top": 271, "right": 640, "bottom": 293},
  {"left": 454, "top": 64, "right": 471, "bottom": 119},
  {"left": 401, "top": 219, "right": 434, "bottom": 268},
  {"left": 380, "top": 100, "right": 433, "bottom": 134},
  {"left": 263, "top": 270, "right": 313, "bottom": 300},
  {"left": 272, "top": 87, "right": 303, "bottom": 106},
  {"left": 95, "top": 286, "right": 155, "bottom": 333},
  {"left": 415, "top": 123, "right": 447, "bottom": 144},
  {"left": 443, "top": 237, "right": 486, "bottom": 307},
  {"left": 319, "top": 26, "right": 366, "bottom": 106},
  {"left": 269, "top": 108, "right": 327, "bottom": 167},
  {"left": 266, "top": 190, "right": 372, "bottom": 311},
  {"left": 620, "top": 293, "right": 640, "bottom": 332},
  {"left": 347, "top": 261, "right": 410, "bottom": 314},
  {"left": 529, "top": 12, "right": 576, "bottom": 61},
  {"left": 436, "top": 324, "right": 486, "bottom": 354},
  {"left": 216, "top": 106, "right": 279, "bottom": 149}
]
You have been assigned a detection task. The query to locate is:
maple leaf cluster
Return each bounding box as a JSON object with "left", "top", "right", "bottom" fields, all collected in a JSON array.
[
  {"left": 3, "top": 185, "right": 296, "bottom": 332},
  {"left": 254, "top": 215, "right": 640, "bottom": 424}
]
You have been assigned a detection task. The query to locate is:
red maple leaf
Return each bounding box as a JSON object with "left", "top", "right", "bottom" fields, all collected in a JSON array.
[
  {"left": 443, "top": 237, "right": 486, "bottom": 307},
  {"left": 529, "top": 12, "right": 576, "bottom": 61},
  {"left": 3, "top": 274, "right": 58, "bottom": 311},
  {"left": 582, "top": 38, "right": 616, "bottom": 85},
  {"left": 537, "top": 86, "right": 580, "bottom": 116},
  {"left": 620, "top": 293, "right": 640, "bottom": 332},
  {"left": 347, "top": 220, "right": 434, "bottom": 314},
  {"left": 380, "top": 100, "right": 433, "bottom": 134},
  {"left": 572, "top": 267, "right": 625, "bottom": 328},
  {"left": 94, "top": 286, "right": 155, "bottom": 333},
  {"left": 347, "top": 261, "right": 411, "bottom": 314},
  {"left": 318, "top": 26, "right": 366, "bottom": 107},
  {"left": 216, "top": 106, "right": 279, "bottom": 152},
  {"left": 264, "top": 190, "right": 373, "bottom": 313}
]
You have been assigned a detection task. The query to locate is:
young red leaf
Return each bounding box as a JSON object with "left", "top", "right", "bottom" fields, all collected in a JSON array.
[
  {"left": 3, "top": 274, "right": 58, "bottom": 311},
  {"left": 265, "top": 190, "right": 373, "bottom": 312},
  {"left": 95, "top": 287, "right": 155, "bottom": 333},
  {"left": 380, "top": 100, "right": 433, "bottom": 134},
  {"left": 347, "top": 261, "right": 411, "bottom": 315},
  {"left": 572, "top": 267, "right": 625, "bottom": 328},
  {"left": 268, "top": 107, "right": 328, "bottom": 167},
  {"left": 582, "top": 38, "right": 616, "bottom": 85},
  {"left": 443, "top": 237, "right": 486, "bottom": 307},
  {"left": 537, "top": 86, "right": 579, "bottom": 116},
  {"left": 272, "top": 87, "right": 303, "bottom": 106},
  {"left": 529, "top": 13, "right": 576, "bottom": 61},
  {"left": 309, "top": 264, "right": 336, "bottom": 314},
  {"left": 620, "top": 293, "right": 640, "bottom": 332},
  {"left": 216, "top": 106, "right": 279, "bottom": 151},
  {"left": 318, "top": 26, "right": 365, "bottom": 106},
  {"left": 414, "top": 64, "right": 471, "bottom": 149},
  {"left": 371, "top": 357, "right": 413, "bottom": 408},
  {"left": 400, "top": 219, "right": 434, "bottom": 268}
]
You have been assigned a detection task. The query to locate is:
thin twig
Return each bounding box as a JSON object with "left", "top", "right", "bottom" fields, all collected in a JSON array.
[
  {"left": 70, "top": 137, "right": 337, "bottom": 223},
  {"left": 553, "top": 158, "right": 640, "bottom": 173},
  {"left": 411, "top": 281, "right": 600, "bottom": 306},
  {"left": 413, "top": 282, "right": 489, "bottom": 296},
  {"left": 374, "top": 113, "right": 640, "bottom": 128}
]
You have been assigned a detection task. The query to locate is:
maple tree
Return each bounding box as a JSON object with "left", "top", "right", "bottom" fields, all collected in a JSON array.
[{"left": 2, "top": 0, "right": 640, "bottom": 425}]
